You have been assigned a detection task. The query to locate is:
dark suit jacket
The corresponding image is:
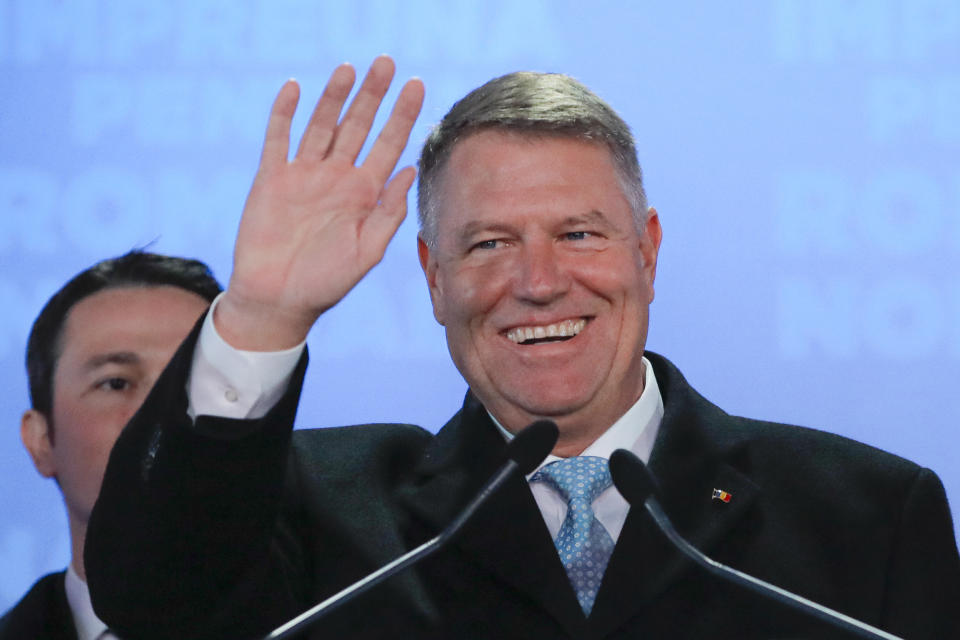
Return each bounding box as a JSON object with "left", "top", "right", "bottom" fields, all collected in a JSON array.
[
  {"left": 0, "top": 571, "right": 77, "bottom": 640},
  {"left": 85, "top": 326, "right": 960, "bottom": 639}
]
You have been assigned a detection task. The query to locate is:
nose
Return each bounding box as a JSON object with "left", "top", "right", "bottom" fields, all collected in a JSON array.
[{"left": 514, "top": 238, "right": 570, "bottom": 304}]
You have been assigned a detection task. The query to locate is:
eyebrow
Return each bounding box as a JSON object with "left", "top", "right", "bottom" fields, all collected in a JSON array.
[
  {"left": 458, "top": 210, "right": 617, "bottom": 237},
  {"left": 83, "top": 351, "right": 141, "bottom": 372},
  {"left": 564, "top": 209, "right": 619, "bottom": 229},
  {"left": 458, "top": 220, "right": 516, "bottom": 239}
]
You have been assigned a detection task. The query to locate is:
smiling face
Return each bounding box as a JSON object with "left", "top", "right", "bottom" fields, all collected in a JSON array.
[
  {"left": 20, "top": 285, "right": 209, "bottom": 575},
  {"left": 419, "top": 130, "right": 661, "bottom": 454}
]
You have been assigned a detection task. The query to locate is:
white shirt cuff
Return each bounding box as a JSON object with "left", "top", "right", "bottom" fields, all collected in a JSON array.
[{"left": 186, "top": 293, "right": 305, "bottom": 421}]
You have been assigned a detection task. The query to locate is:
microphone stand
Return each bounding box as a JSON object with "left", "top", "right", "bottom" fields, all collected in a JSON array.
[
  {"left": 609, "top": 449, "right": 903, "bottom": 640},
  {"left": 643, "top": 499, "right": 903, "bottom": 640},
  {"left": 264, "top": 464, "right": 518, "bottom": 640},
  {"left": 263, "top": 419, "right": 559, "bottom": 640}
]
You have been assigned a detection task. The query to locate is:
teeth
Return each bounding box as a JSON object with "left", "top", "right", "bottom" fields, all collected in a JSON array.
[{"left": 506, "top": 318, "right": 587, "bottom": 344}]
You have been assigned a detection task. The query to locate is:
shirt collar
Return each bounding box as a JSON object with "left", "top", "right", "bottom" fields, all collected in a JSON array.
[
  {"left": 64, "top": 563, "right": 110, "bottom": 640},
  {"left": 491, "top": 356, "right": 664, "bottom": 474}
]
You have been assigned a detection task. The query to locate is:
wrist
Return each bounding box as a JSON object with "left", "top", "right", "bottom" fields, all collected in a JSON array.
[{"left": 214, "top": 290, "right": 315, "bottom": 351}]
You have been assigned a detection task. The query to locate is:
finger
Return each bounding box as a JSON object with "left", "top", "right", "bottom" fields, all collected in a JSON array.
[
  {"left": 259, "top": 80, "right": 300, "bottom": 174},
  {"left": 361, "top": 166, "right": 417, "bottom": 260},
  {"left": 295, "top": 63, "right": 356, "bottom": 162},
  {"left": 363, "top": 77, "right": 425, "bottom": 186},
  {"left": 329, "top": 55, "right": 397, "bottom": 163}
]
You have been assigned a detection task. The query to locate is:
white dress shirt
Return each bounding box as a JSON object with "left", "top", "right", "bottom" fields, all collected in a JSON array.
[
  {"left": 491, "top": 359, "right": 664, "bottom": 542},
  {"left": 64, "top": 564, "right": 115, "bottom": 640}
]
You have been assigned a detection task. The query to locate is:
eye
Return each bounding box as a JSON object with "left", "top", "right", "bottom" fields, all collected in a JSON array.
[
  {"left": 565, "top": 231, "right": 589, "bottom": 241},
  {"left": 471, "top": 239, "right": 501, "bottom": 251},
  {"left": 97, "top": 377, "right": 131, "bottom": 392}
]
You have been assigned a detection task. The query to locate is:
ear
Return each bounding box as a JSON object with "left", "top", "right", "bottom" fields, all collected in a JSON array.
[
  {"left": 639, "top": 207, "right": 662, "bottom": 302},
  {"left": 417, "top": 234, "right": 447, "bottom": 326},
  {"left": 21, "top": 409, "right": 57, "bottom": 478}
]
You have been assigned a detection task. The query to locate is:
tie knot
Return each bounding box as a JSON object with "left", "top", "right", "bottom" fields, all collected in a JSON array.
[{"left": 533, "top": 456, "right": 612, "bottom": 504}]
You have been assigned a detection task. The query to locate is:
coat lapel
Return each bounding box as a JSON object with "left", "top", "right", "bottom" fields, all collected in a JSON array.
[
  {"left": 589, "top": 353, "right": 761, "bottom": 636},
  {"left": 397, "top": 394, "right": 589, "bottom": 637}
]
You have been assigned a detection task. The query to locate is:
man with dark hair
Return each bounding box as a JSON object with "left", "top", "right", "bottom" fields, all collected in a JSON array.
[
  {"left": 0, "top": 251, "right": 221, "bottom": 640},
  {"left": 86, "top": 57, "right": 960, "bottom": 639}
]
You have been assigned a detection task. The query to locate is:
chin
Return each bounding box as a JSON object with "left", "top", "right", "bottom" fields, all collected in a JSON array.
[{"left": 502, "top": 386, "right": 595, "bottom": 420}]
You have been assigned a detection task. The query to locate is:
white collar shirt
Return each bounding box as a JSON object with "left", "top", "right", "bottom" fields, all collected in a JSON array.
[
  {"left": 492, "top": 357, "right": 664, "bottom": 542},
  {"left": 64, "top": 564, "right": 115, "bottom": 640}
]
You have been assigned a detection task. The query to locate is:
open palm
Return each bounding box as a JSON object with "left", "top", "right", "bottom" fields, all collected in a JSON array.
[{"left": 218, "top": 56, "right": 424, "bottom": 350}]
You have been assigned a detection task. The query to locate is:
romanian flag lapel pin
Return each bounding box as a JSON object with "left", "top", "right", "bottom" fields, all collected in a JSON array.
[{"left": 712, "top": 488, "right": 732, "bottom": 503}]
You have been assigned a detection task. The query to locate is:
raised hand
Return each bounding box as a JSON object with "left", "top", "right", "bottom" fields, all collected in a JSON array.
[{"left": 215, "top": 56, "right": 425, "bottom": 350}]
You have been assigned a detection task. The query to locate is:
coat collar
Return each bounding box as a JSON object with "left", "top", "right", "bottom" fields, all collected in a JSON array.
[
  {"left": 399, "top": 353, "right": 760, "bottom": 637},
  {"left": 588, "top": 352, "right": 760, "bottom": 635}
]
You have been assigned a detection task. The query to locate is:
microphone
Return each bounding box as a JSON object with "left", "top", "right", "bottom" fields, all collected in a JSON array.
[
  {"left": 263, "top": 420, "right": 559, "bottom": 640},
  {"left": 608, "top": 449, "right": 903, "bottom": 640}
]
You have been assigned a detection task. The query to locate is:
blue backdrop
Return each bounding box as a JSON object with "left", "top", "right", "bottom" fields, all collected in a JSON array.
[{"left": 2, "top": 0, "right": 958, "bottom": 609}]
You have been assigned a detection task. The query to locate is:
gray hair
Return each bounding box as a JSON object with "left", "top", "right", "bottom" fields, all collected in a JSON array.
[{"left": 416, "top": 71, "right": 648, "bottom": 248}]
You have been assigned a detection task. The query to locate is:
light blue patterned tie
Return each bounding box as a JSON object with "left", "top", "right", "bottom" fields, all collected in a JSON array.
[{"left": 532, "top": 456, "right": 615, "bottom": 615}]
